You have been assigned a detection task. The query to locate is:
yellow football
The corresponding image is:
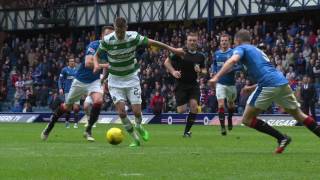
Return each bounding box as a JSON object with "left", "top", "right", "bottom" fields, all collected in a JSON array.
[{"left": 106, "top": 127, "right": 124, "bottom": 145}]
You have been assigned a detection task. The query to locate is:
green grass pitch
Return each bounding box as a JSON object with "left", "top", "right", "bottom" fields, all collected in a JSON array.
[{"left": 0, "top": 123, "right": 319, "bottom": 179}]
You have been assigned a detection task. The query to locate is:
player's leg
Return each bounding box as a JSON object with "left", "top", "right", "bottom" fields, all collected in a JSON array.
[
  {"left": 226, "top": 85, "right": 237, "bottom": 131},
  {"left": 84, "top": 92, "right": 102, "bottom": 141},
  {"left": 175, "top": 85, "right": 190, "bottom": 137},
  {"left": 41, "top": 80, "right": 84, "bottom": 140},
  {"left": 244, "top": 86, "right": 290, "bottom": 153},
  {"left": 183, "top": 98, "right": 198, "bottom": 136},
  {"left": 82, "top": 96, "right": 93, "bottom": 127},
  {"left": 129, "top": 86, "right": 149, "bottom": 141},
  {"left": 73, "top": 103, "right": 80, "bottom": 128},
  {"left": 277, "top": 85, "right": 320, "bottom": 138},
  {"left": 41, "top": 103, "right": 73, "bottom": 140},
  {"left": 216, "top": 83, "right": 227, "bottom": 135},
  {"left": 110, "top": 86, "right": 140, "bottom": 147},
  {"left": 64, "top": 93, "right": 71, "bottom": 128}
]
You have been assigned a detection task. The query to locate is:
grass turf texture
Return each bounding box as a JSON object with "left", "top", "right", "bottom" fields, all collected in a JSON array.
[{"left": 0, "top": 123, "right": 319, "bottom": 180}]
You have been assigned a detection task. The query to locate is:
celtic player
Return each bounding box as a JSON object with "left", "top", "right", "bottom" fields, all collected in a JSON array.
[{"left": 93, "top": 17, "right": 183, "bottom": 147}]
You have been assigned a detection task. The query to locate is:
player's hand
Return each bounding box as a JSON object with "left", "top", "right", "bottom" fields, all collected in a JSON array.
[
  {"left": 93, "top": 62, "right": 101, "bottom": 74},
  {"left": 194, "top": 64, "right": 201, "bottom": 73},
  {"left": 59, "top": 89, "right": 64, "bottom": 95},
  {"left": 171, "top": 71, "right": 181, "bottom": 79},
  {"left": 208, "top": 76, "right": 218, "bottom": 88}
]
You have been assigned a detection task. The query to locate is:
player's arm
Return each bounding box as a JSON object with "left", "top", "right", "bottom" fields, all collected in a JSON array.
[
  {"left": 101, "top": 67, "right": 108, "bottom": 84},
  {"left": 243, "top": 84, "right": 257, "bottom": 94},
  {"left": 136, "top": 32, "right": 184, "bottom": 56},
  {"left": 164, "top": 57, "right": 181, "bottom": 79},
  {"left": 85, "top": 55, "right": 94, "bottom": 69},
  {"left": 58, "top": 69, "right": 65, "bottom": 95},
  {"left": 93, "top": 42, "right": 107, "bottom": 73},
  {"left": 209, "top": 54, "right": 241, "bottom": 86}
]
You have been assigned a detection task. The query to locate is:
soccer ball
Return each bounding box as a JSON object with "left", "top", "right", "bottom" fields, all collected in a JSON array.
[{"left": 106, "top": 127, "right": 124, "bottom": 145}]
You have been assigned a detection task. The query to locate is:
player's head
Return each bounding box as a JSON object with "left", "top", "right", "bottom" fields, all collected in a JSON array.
[
  {"left": 234, "top": 29, "right": 251, "bottom": 45},
  {"left": 101, "top": 26, "right": 114, "bottom": 39},
  {"left": 220, "top": 34, "right": 230, "bottom": 50},
  {"left": 302, "top": 75, "right": 309, "bottom": 83},
  {"left": 68, "top": 57, "right": 75, "bottom": 67},
  {"left": 186, "top": 32, "right": 198, "bottom": 51},
  {"left": 114, "top": 16, "right": 127, "bottom": 40}
]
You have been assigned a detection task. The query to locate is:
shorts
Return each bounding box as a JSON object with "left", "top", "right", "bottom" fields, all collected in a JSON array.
[
  {"left": 65, "top": 93, "right": 80, "bottom": 105},
  {"left": 175, "top": 83, "right": 200, "bottom": 106},
  {"left": 247, "top": 84, "right": 300, "bottom": 110},
  {"left": 216, "top": 83, "right": 237, "bottom": 102},
  {"left": 108, "top": 84, "right": 142, "bottom": 104},
  {"left": 65, "top": 79, "right": 103, "bottom": 105},
  {"left": 84, "top": 95, "right": 93, "bottom": 105}
]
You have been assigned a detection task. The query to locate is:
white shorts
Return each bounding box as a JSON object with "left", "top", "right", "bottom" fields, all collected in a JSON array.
[
  {"left": 66, "top": 79, "right": 103, "bottom": 105},
  {"left": 247, "top": 84, "right": 300, "bottom": 110},
  {"left": 65, "top": 93, "right": 80, "bottom": 105},
  {"left": 216, "top": 83, "right": 237, "bottom": 102},
  {"left": 84, "top": 95, "right": 93, "bottom": 105},
  {"left": 108, "top": 84, "right": 142, "bottom": 104}
]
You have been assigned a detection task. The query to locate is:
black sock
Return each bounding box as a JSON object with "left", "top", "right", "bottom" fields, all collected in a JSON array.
[
  {"left": 184, "top": 112, "right": 197, "bottom": 134},
  {"left": 65, "top": 111, "right": 70, "bottom": 123},
  {"left": 218, "top": 107, "right": 225, "bottom": 129},
  {"left": 74, "top": 111, "right": 79, "bottom": 123},
  {"left": 46, "top": 105, "right": 66, "bottom": 134},
  {"left": 227, "top": 107, "right": 233, "bottom": 126},
  {"left": 85, "top": 103, "right": 101, "bottom": 134},
  {"left": 303, "top": 116, "right": 320, "bottom": 137},
  {"left": 249, "top": 118, "right": 285, "bottom": 141}
]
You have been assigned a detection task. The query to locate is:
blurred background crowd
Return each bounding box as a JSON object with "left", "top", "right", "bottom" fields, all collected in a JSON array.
[{"left": 0, "top": 10, "right": 320, "bottom": 116}]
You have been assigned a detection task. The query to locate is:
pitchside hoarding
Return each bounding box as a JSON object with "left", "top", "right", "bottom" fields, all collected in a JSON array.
[{"left": 0, "top": 113, "right": 318, "bottom": 126}]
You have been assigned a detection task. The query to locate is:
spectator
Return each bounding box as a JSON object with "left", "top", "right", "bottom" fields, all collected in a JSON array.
[
  {"left": 301, "top": 76, "right": 317, "bottom": 119},
  {"left": 150, "top": 91, "right": 165, "bottom": 115}
]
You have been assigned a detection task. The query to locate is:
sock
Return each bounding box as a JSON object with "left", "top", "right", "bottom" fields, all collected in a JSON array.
[
  {"left": 228, "top": 107, "right": 234, "bottom": 126},
  {"left": 85, "top": 103, "right": 101, "bottom": 134},
  {"left": 135, "top": 114, "right": 143, "bottom": 129},
  {"left": 303, "top": 116, "right": 320, "bottom": 137},
  {"left": 218, "top": 107, "right": 225, "bottom": 129},
  {"left": 65, "top": 111, "right": 71, "bottom": 123},
  {"left": 46, "top": 104, "right": 67, "bottom": 134},
  {"left": 184, "top": 112, "right": 197, "bottom": 134},
  {"left": 249, "top": 117, "right": 285, "bottom": 141},
  {"left": 74, "top": 109, "right": 79, "bottom": 124},
  {"left": 121, "top": 117, "right": 139, "bottom": 141}
]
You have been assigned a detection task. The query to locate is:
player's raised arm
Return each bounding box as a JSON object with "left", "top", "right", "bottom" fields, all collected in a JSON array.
[
  {"left": 147, "top": 39, "right": 185, "bottom": 57},
  {"left": 208, "top": 54, "right": 241, "bottom": 87}
]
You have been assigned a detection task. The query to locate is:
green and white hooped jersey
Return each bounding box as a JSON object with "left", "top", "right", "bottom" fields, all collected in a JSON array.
[{"left": 98, "top": 31, "right": 148, "bottom": 88}]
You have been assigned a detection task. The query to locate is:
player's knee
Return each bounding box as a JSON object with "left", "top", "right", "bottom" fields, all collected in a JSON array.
[
  {"left": 92, "top": 102, "right": 102, "bottom": 109},
  {"left": 73, "top": 106, "right": 80, "bottom": 113},
  {"left": 242, "top": 117, "right": 256, "bottom": 127}
]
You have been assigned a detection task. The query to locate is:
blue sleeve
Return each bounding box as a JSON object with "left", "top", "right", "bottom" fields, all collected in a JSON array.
[
  {"left": 233, "top": 47, "right": 244, "bottom": 61},
  {"left": 211, "top": 53, "right": 218, "bottom": 73},
  {"left": 58, "top": 68, "right": 65, "bottom": 90},
  {"left": 86, "top": 42, "right": 97, "bottom": 56}
]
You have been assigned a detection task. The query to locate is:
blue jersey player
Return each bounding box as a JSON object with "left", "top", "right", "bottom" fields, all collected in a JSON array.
[
  {"left": 58, "top": 58, "right": 80, "bottom": 129},
  {"left": 41, "top": 26, "right": 114, "bottom": 142},
  {"left": 211, "top": 34, "right": 238, "bottom": 135},
  {"left": 209, "top": 29, "right": 320, "bottom": 154}
]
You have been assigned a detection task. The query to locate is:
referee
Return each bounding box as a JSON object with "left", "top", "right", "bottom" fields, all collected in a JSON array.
[{"left": 164, "top": 32, "right": 207, "bottom": 137}]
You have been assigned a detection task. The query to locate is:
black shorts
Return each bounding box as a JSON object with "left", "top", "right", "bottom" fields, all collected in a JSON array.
[{"left": 175, "top": 83, "right": 200, "bottom": 106}]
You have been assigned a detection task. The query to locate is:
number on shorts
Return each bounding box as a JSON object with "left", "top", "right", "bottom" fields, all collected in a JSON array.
[{"left": 133, "top": 87, "right": 140, "bottom": 96}]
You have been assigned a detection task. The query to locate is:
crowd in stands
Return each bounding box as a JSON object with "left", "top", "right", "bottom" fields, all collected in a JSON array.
[
  {"left": 1, "top": 17, "right": 320, "bottom": 115},
  {"left": 0, "top": 0, "right": 116, "bottom": 9}
]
